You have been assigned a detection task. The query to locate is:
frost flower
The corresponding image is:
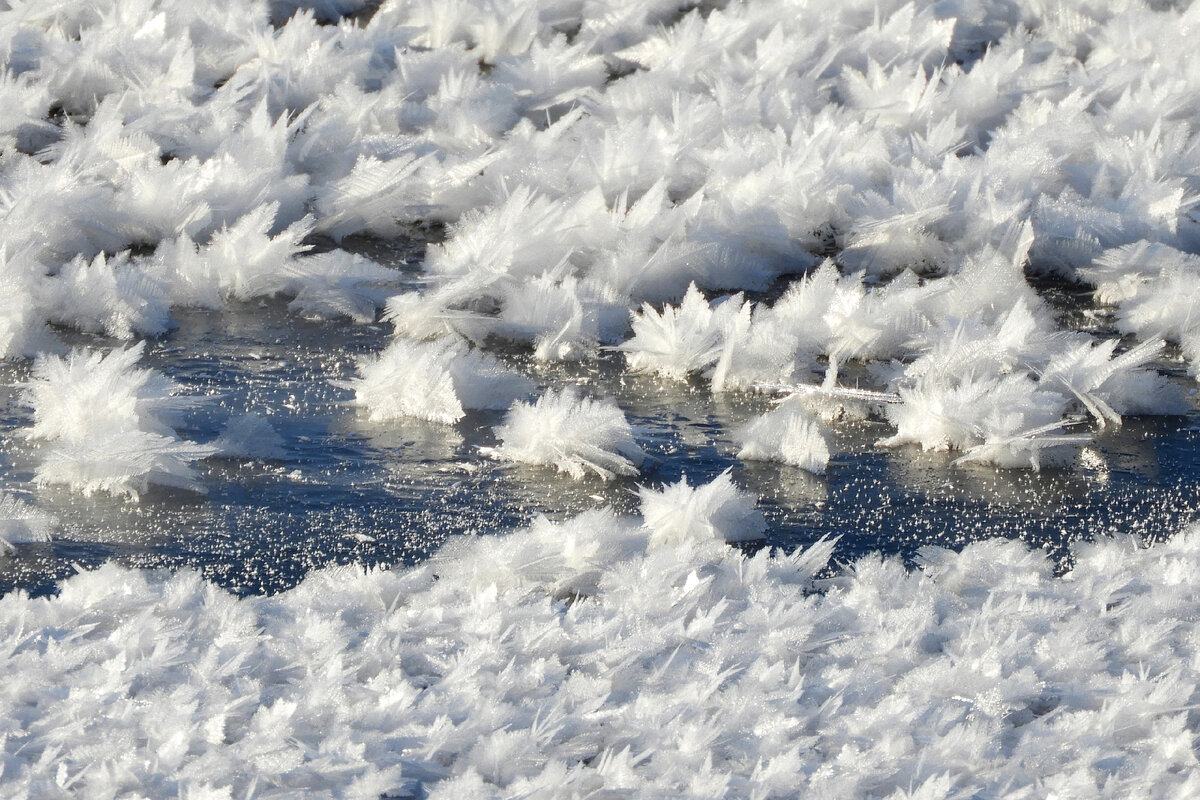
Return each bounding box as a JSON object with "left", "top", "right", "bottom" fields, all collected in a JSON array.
[
  {"left": 487, "top": 388, "right": 645, "bottom": 480},
  {"left": 639, "top": 471, "right": 765, "bottom": 546},
  {"left": 345, "top": 337, "right": 531, "bottom": 425},
  {"left": 20, "top": 343, "right": 214, "bottom": 498},
  {"left": 735, "top": 400, "right": 833, "bottom": 474}
]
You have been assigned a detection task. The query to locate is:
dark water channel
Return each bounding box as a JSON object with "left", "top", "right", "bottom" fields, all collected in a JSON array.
[{"left": 2, "top": 240, "right": 1199, "bottom": 597}]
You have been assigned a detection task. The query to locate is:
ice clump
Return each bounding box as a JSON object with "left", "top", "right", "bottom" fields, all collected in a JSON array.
[
  {"left": 47, "top": 251, "right": 173, "bottom": 340},
  {"left": 639, "top": 469, "right": 765, "bottom": 545},
  {"left": 487, "top": 387, "right": 645, "bottom": 480},
  {"left": 869, "top": 292, "right": 1188, "bottom": 466},
  {"left": 0, "top": 494, "right": 55, "bottom": 553},
  {"left": 345, "top": 337, "right": 531, "bottom": 425},
  {"left": 212, "top": 413, "right": 286, "bottom": 460},
  {"left": 151, "top": 203, "right": 394, "bottom": 320},
  {"left": 881, "top": 372, "right": 1078, "bottom": 468},
  {"left": 495, "top": 272, "right": 632, "bottom": 362},
  {"left": 735, "top": 399, "right": 833, "bottom": 474},
  {"left": 21, "top": 343, "right": 196, "bottom": 443},
  {"left": 1082, "top": 242, "right": 1200, "bottom": 383},
  {"left": 20, "top": 343, "right": 215, "bottom": 498},
  {"left": 0, "top": 250, "right": 53, "bottom": 359},
  {"left": 620, "top": 283, "right": 751, "bottom": 384},
  {"left": 708, "top": 262, "right": 844, "bottom": 390},
  {"left": 1039, "top": 338, "right": 1188, "bottom": 425}
]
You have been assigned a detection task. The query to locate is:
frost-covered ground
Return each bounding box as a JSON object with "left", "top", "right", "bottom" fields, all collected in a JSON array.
[
  {"left": 5, "top": 0, "right": 1200, "bottom": 794},
  {"left": 7, "top": 517, "right": 1200, "bottom": 797}
]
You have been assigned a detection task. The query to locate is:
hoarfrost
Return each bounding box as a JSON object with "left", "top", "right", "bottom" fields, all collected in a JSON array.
[
  {"left": 2, "top": 504, "right": 1199, "bottom": 797},
  {"left": 487, "top": 387, "right": 645, "bottom": 480}
]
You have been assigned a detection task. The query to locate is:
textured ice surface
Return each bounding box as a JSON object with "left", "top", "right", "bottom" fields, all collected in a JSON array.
[{"left": 3, "top": 0, "right": 1200, "bottom": 793}]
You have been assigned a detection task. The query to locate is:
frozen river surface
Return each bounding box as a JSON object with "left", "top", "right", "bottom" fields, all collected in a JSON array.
[{"left": 3, "top": 240, "right": 1197, "bottom": 597}]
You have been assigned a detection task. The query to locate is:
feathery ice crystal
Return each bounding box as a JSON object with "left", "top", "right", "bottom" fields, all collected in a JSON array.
[
  {"left": 735, "top": 398, "right": 833, "bottom": 474},
  {"left": 487, "top": 387, "right": 645, "bottom": 480},
  {"left": 638, "top": 469, "right": 765, "bottom": 546},
  {"left": 345, "top": 337, "right": 531, "bottom": 425},
  {"left": 20, "top": 344, "right": 214, "bottom": 498},
  {"left": 621, "top": 283, "right": 751, "bottom": 385},
  {"left": 0, "top": 494, "right": 55, "bottom": 553}
]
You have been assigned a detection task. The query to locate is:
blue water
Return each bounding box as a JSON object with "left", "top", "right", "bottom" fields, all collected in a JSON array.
[{"left": 2, "top": 239, "right": 1199, "bottom": 597}]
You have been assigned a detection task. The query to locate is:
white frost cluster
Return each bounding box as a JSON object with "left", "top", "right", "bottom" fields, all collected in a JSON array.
[
  {"left": 1084, "top": 241, "right": 1200, "bottom": 379},
  {"left": 638, "top": 470, "right": 765, "bottom": 546},
  {"left": 0, "top": 494, "right": 55, "bottom": 553},
  {"left": 20, "top": 344, "right": 215, "bottom": 498},
  {"left": 735, "top": 399, "right": 833, "bottom": 474},
  {"left": 345, "top": 337, "right": 531, "bottom": 425},
  {"left": 5, "top": 505, "right": 1200, "bottom": 797},
  {"left": 620, "top": 282, "right": 751, "bottom": 386},
  {"left": 487, "top": 388, "right": 645, "bottom": 480},
  {"left": 876, "top": 296, "right": 1186, "bottom": 467}
]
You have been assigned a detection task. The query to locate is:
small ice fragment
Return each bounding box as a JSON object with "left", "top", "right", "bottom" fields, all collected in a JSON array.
[
  {"left": 0, "top": 494, "right": 55, "bottom": 553},
  {"left": 212, "top": 413, "right": 286, "bottom": 460}
]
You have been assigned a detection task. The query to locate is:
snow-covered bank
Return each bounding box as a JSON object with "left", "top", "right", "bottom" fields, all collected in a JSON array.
[{"left": 3, "top": 504, "right": 1200, "bottom": 798}]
